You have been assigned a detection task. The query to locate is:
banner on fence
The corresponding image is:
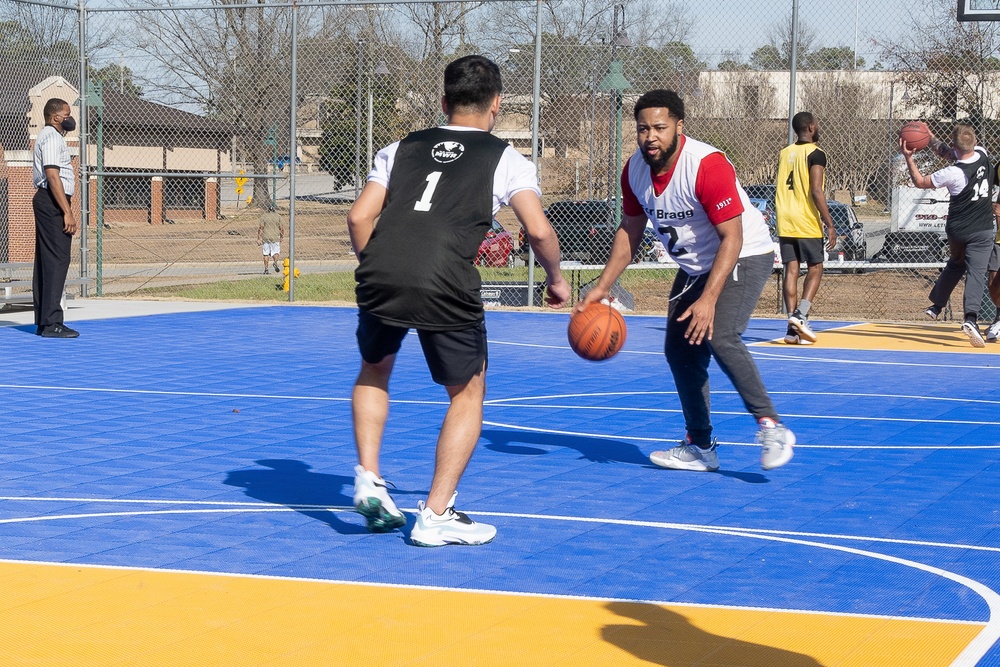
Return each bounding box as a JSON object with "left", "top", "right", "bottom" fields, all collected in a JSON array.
[{"left": 891, "top": 186, "right": 949, "bottom": 233}]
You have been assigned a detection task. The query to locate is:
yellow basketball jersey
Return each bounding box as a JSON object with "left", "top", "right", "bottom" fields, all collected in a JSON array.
[{"left": 775, "top": 142, "right": 824, "bottom": 238}]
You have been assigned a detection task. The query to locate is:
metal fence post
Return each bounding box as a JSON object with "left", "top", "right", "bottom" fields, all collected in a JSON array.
[{"left": 288, "top": 0, "right": 298, "bottom": 302}]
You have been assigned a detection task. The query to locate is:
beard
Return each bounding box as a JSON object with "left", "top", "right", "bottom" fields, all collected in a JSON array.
[{"left": 640, "top": 133, "right": 680, "bottom": 172}]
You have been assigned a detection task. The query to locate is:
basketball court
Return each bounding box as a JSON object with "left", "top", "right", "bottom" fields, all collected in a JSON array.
[{"left": 1, "top": 301, "right": 999, "bottom": 666}]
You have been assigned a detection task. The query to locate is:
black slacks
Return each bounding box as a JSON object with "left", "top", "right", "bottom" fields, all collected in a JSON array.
[{"left": 32, "top": 187, "right": 72, "bottom": 328}]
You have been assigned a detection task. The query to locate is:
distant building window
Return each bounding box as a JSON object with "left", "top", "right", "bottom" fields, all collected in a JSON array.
[
  {"left": 942, "top": 86, "right": 958, "bottom": 120},
  {"left": 164, "top": 178, "right": 203, "bottom": 210},
  {"left": 104, "top": 176, "right": 150, "bottom": 209},
  {"left": 743, "top": 86, "right": 760, "bottom": 117}
]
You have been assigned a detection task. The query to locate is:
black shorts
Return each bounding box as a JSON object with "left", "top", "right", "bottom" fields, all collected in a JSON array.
[
  {"left": 779, "top": 237, "right": 826, "bottom": 265},
  {"left": 356, "top": 309, "right": 488, "bottom": 386}
]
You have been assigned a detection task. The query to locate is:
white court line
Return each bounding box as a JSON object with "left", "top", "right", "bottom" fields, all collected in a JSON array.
[
  {"left": 1, "top": 383, "right": 996, "bottom": 447},
  {"left": 482, "top": 420, "right": 1000, "bottom": 450},
  {"left": 491, "top": 333, "right": 1000, "bottom": 370},
  {"left": 5, "top": 495, "right": 1000, "bottom": 554},
  {"left": 0, "top": 501, "right": 996, "bottom": 665},
  {"left": 485, "top": 403, "right": 1000, "bottom": 426},
  {"left": 0, "top": 555, "right": 977, "bottom": 626},
  {"left": 749, "top": 349, "right": 1000, "bottom": 369},
  {"left": 486, "top": 390, "right": 1000, "bottom": 406}
]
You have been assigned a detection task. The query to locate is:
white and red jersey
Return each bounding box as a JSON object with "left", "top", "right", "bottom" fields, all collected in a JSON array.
[{"left": 622, "top": 135, "right": 774, "bottom": 276}]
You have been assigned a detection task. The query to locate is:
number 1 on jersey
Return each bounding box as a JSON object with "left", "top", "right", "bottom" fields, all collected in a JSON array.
[{"left": 414, "top": 171, "right": 442, "bottom": 211}]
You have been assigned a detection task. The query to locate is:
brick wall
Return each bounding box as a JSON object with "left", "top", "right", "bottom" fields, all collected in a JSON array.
[
  {"left": 205, "top": 178, "right": 218, "bottom": 221},
  {"left": 151, "top": 177, "right": 163, "bottom": 225},
  {"left": 5, "top": 138, "right": 82, "bottom": 263}
]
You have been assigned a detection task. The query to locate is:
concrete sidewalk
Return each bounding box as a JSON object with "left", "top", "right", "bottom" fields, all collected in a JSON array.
[{"left": 0, "top": 298, "right": 276, "bottom": 329}]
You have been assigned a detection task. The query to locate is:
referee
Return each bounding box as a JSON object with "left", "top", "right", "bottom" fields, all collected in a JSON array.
[{"left": 32, "top": 98, "right": 79, "bottom": 338}]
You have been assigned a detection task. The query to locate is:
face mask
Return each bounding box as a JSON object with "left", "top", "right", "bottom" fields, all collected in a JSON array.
[{"left": 60, "top": 117, "right": 76, "bottom": 132}]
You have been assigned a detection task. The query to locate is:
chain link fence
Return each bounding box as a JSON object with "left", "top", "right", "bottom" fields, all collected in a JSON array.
[{"left": 0, "top": 0, "right": 996, "bottom": 321}]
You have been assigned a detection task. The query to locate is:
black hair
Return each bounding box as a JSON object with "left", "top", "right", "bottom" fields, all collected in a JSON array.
[
  {"left": 633, "top": 89, "right": 684, "bottom": 121},
  {"left": 792, "top": 111, "right": 815, "bottom": 134},
  {"left": 443, "top": 55, "right": 503, "bottom": 113},
  {"left": 43, "top": 98, "right": 69, "bottom": 121}
]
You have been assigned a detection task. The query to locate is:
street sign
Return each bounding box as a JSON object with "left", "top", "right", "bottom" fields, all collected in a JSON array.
[{"left": 235, "top": 169, "right": 248, "bottom": 196}]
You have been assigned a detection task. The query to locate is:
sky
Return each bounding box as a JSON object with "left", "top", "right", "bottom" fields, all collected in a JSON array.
[{"left": 687, "top": 0, "right": 904, "bottom": 69}]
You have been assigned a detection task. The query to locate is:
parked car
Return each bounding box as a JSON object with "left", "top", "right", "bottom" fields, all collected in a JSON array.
[
  {"left": 544, "top": 199, "right": 617, "bottom": 264},
  {"left": 748, "top": 197, "right": 776, "bottom": 237},
  {"left": 827, "top": 201, "right": 867, "bottom": 261},
  {"left": 744, "top": 184, "right": 776, "bottom": 211},
  {"left": 476, "top": 218, "right": 515, "bottom": 267},
  {"left": 870, "top": 231, "right": 949, "bottom": 264},
  {"left": 637, "top": 222, "right": 667, "bottom": 263}
]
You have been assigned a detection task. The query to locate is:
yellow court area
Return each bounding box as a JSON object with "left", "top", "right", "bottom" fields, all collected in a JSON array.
[
  {"left": 1, "top": 560, "right": 981, "bottom": 667},
  {"left": 764, "top": 322, "right": 1000, "bottom": 353}
]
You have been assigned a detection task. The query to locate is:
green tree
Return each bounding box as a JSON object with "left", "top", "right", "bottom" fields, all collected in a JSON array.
[
  {"left": 90, "top": 63, "right": 143, "bottom": 98},
  {"left": 719, "top": 59, "right": 749, "bottom": 71},
  {"left": 750, "top": 45, "right": 783, "bottom": 70},
  {"left": 319, "top": 76, "right": 406, "bottom": 188},
  {"left": 805, "top": 46, "right": 864, "bottom": 70}
]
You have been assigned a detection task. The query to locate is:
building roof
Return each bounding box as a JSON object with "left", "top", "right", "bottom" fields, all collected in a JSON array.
[
  {"left": 98, "top": 88, "right": 233, "bottom": 135},
  {"left": 0, "top": 61, "right": 72, "bottom": 150}
]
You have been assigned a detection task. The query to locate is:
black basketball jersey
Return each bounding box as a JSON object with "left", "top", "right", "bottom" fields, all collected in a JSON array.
[
  {"left": 947, "top": 147, "right": 994, "bottom": 236},
  {"left": 355, "top": 127, "right": 509, "bottom": 330}
]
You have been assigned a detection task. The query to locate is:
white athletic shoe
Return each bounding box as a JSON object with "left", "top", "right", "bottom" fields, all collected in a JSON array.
[
  {"left": 787, "top": 310, "right": 817, "bottom": 343},
  {"left": 986, "top": 318, "right": 1000, "bottom": 343},
  {"left": 410, "top": 493, "right": 496, "bottom": 547},
  {"left": 783, "top": 326, "right": 813, "bottom": 345},
  {"left": 353, "top": 465, "right": 406, "bottom": 532},
  {"left": 924, "top": 306, "right": 941, "bottom": 321},
  {"left": 650, "top": 438, "right": 720, "bottom": 472},
  {"left": 757, "top": 419, "right": 795, "bottom": 470},
  {"left": 962, "top": 321, "right": 986, "bottom": 348}
]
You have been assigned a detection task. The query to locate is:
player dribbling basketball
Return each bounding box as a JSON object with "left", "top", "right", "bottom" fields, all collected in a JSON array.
[{"left": 575, "top": 89, "right": 795, "bottom": 472}]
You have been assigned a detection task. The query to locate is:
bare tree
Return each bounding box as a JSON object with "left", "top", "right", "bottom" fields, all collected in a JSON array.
[
  {"left": 876, "top": 0, "right": 1000, "bottom": 147},
  {"left": 693, "top": 70, "right": 785, "bottom": 186},
  {"left": 129, "top": 1, "right": 358, "bottom": 208},
  {"left": 800, "top": 73, "right": 885, "bottom": 199}
]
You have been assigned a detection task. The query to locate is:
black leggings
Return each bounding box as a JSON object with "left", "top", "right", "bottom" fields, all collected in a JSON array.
[{"left": 664, "top": 252, "right": 778, "bottom": 446}]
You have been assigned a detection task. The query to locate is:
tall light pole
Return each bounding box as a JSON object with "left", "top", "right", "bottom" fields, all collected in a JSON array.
[
  {"left": 853, "top": 0, "right": 860, "bottom": 70},
  {"left": 589, "top": 69, "right": 596, "bottom": 199},
  {"left": 601, "top": 4, "right": 631, "bottom": 226},
  {"left": 886, "top": 81, "right": 895, "bottom": 213},
  {"left": 787, "top": 0, "right": 800, "bottom": 144},
  {"left": 354, "top": 38, "right": 364, "bottom": 200},
  {"left": 885, "top": 84, "right": 909, "bottom": 213},
  {"left": 368, "top": 60, "right": 390, "bottom": 172}
]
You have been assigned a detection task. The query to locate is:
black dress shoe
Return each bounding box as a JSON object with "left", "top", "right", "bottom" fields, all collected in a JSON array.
[{"left": 40, "top": 324, "right": 80, "bottom": 338}]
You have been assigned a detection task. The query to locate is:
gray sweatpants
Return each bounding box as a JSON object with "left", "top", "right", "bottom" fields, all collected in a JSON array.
[
  {"left": 665, "top": 251, "right": 778, "bottom": 446},
  {"left": 929, "top": 227, "right": 996, "bottom": 320}
]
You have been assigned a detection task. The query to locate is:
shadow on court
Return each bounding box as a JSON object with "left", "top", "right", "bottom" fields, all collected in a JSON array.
[
  {"left": 223, "top": 459, "right": 419, "bottom": 535},
  {"left": 481, "top": 428, "right": 650, "bottom": 464},
  {"left": 603, "top": 601, "right": 823, "bottom": 666},
  {"left": 481, "top": 428, "right": 770, "bottom": 483}
]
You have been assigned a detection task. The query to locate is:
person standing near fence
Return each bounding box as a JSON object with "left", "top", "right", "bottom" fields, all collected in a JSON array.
[
  {"left": 775, "top": 112, "right": 836, "bottom": 345},
  {"left": 575, "top": 88, "right": 795, "bottom": 473},
  {"left": 257, "top": 206, "right": 284, "bottom": 274},
  {"left": 347, "top": 55, "right": 569, "bottom": 546},
  {"left": 32, "top": 98, "right": 79, "bottom": 339},
  {"left": 901, "top": 123, "right": 995, "bottom": 347}
]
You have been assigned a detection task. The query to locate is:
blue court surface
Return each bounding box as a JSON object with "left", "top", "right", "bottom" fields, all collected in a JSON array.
[{"left": 2, "top": 303, "right": 1000, "bottom": 665}]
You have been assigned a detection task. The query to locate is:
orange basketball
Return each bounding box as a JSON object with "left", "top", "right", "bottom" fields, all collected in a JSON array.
[
  {"left": 568, "top": 302, "right": 627, "bottom": 361},
  {"left": 900, "top": 121, "right": 931, "bottom": 151}
]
